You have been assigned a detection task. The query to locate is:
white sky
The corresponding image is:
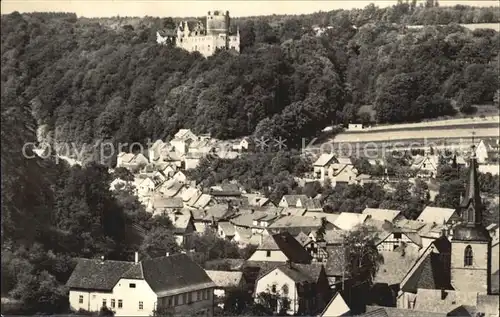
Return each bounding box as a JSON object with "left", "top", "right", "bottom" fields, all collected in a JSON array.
[{"left": 1, "top": 0, "right": 498, "bottom": 18}]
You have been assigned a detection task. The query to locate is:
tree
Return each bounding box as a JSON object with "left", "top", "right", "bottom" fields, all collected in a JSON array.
[
  {"left": 99, "top": 306, "right": 115, "bottom": 316},
  {"left": 343, "top": 226, "right": 383, "bottom": 288},
  {"left": 139, "top": 227, "right": 180, "bottom": 259},
  {"left": 113, "top": 167, "right": 134, "bottom": 182}
]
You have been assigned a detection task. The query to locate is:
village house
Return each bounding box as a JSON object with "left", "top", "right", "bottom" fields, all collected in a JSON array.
[
  {"left": 205, "top": 270, "right": 245, "bottom": 307},
  {"left": 313, "top": 154, "right": 337, "bottom": 181},
  {"left": 267, "top": 215, "right": 331, "bottom": 236},
  {"left": 66, "top": 253, "right": 216, "bottom": 317},
  {"left": 247, "top": 232, "right": 312, "bottom": 263},
  {"left": 158, "top": 179, "right": 185, "bottom": 198},
  {"left": 116, "top": 152, "right": 149, "bottom": 172},
  {"left": 217, "top": 222, "right": 236, "bottom": 240},
  {"left": 328, "top": 160, "right": 359, "bottom": 187},
  {"left": 278, "top": 195, "right": 311, "bottom": 208},
  {"left": 147, "top": 195, "right": 184, "bottom": 215},
  {"left": 333, "top": 212, "right": 369, "bottom": 231},
  {"left": 232, "top": 137, "right": 253, "bottom": 152},
  {"left": 416, "top": 206, "right": 461, "bottom": 225},
  {"left": 169, "top": 212, "right": 196, "bottom": 246},
  {"left": 375, "top": 227, "right": 422, "bottom": 256},
  {"left": 476, "top": 139, "right": 500, "bottom": 164},
  {"left": 254, "top": 262, "right": 331, "bottom": 315},
  {"left": 362, "top": 208, "right": 406, "bottom": 223},
  {"left": 410, "top": 155, "right": 439, "bottom": 179},
  {"left": 170, "top": 129, "right": 198, "bottom": 155}
]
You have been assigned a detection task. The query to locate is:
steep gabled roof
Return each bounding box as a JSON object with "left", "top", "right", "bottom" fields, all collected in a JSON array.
[
  {"left": 205, "top": 270, "right": 244, "bottom": 289},
  {"left": 141, "top": 254, "right": 215, "bottom": 297},
  {"left": 320, "top": 292, "right": 351, "bottom": 317},
  {"left": 400, "top": 236, "right": 452, "bottom": 293},
  {"left": 362, "top": 208, "right": 402, "bottom": 222},
  {"left": 257, "top": 232, "right": 312, "bottom": 264},
  {"left": 66, "top": 258, "right": 135, "bottom": 291},
  {"left": 417, "top": 207, "right": 457, "bottom": 224},
  {"left": 314, "top": 153, "right": 336, "bottom": 167}
]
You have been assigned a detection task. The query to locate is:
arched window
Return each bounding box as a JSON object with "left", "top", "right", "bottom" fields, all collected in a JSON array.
[
  {"left": 464, "top": 245, "right": 473, "bottom": 266},
  {"left": 467, "top": 207, "right": 474, "bottom": 222},
  {"left": 282, "top": 284, "right": 289, "bottom": 296}
]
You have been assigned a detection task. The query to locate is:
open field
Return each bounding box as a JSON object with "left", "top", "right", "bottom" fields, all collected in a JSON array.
[
  {"left": 407, "top": 23, "right": 500, "bottom": 32},
  {"left": 332, "top": 117, "right": 499, "bottom": 144},
  {"left": 351, "top": 116, "right": 499, "bottom": 133}
]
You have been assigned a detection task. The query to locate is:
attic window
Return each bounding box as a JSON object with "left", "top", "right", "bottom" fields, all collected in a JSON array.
[
  {"left": 266, "top": 250, "right": 271, "bottom": 257},
  {"left": 393, "top": 232, "right": 402, "bottom": 239},
  {"left": 129, "top": 283, "right": 136, "bottom": 288}
]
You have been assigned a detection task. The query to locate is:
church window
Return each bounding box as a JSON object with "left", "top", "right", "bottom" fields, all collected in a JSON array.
[
  {"left": 464, "top": 245, "right": 473, "bottom": 266},
  {"left": 467, "top": 206, "right": 474, "bottom": 222}
]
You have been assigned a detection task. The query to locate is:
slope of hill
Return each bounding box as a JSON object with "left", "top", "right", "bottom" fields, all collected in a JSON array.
[{"left": 2, "top": 4, "right": 499, "bottom": 151}]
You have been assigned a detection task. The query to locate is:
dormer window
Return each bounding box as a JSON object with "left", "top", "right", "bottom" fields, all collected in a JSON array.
[{"left": 464, "top": 245, "right": 473, "bottom": 266}]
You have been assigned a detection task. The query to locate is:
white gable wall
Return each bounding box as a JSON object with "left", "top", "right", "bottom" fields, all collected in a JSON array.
[
  {"left": 248, "top": 250, "right": 288, "bottom": 262},
  {"left": 255, "top": 268, "right": 299, "bottom": 315},
  {"left": 111, "top": 278, "right": 157, "bottom": 316}
]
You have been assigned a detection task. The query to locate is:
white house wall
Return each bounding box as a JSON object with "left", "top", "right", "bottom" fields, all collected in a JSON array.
[
  {"left": 111, "top": 278, "right": 158, "bottom": 316},
  {"left": 248, "top": 250, "right": 288, "bottom": 262}
]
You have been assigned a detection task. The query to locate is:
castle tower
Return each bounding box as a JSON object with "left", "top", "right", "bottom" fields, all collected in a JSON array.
[
  {"left": 206, "top": 10, "right": 230, "bottom": 49},
  {"left": 450, "top": 144, "right": 491, "bottom": 294}
]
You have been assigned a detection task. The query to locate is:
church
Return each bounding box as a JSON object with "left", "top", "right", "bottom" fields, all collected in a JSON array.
[
  {"left": 156, "top": 10, "right": 240, "bottom": 57},
  {"left": 396, "top": 145, "right": 497, "bottom": 314}
]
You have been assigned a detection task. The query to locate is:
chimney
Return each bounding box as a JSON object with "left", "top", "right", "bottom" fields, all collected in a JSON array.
[
  {"left": 166, "top": 252, "right": 170, "bottom": 257},
  {"left": 259, "top": 234, "right": 263, "bottom": 245},
  {"left": 101, "top": 256, "right": 105, "bottom": 263},
  {"left": 441, "top": 289, "right": 447, "bottom": 300},
  {"left": 286, "top": 259, "right": 292, "bottom": 269},
  {"left": 134, "top": 252, "right": 139, "bottom": 264}
]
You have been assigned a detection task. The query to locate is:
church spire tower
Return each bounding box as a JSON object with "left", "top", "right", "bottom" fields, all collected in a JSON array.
[
  {"left": 450, "top": 143, "right": 491, "bottom": 294},
  {"left": 459, "top": 143, "right": 483, "bottom": 226}
]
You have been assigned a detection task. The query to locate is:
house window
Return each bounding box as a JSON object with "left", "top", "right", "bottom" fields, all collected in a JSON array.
[
  {"left": 464, "top": 245, "right": 473, "bottom": 266},
  {"left": 197, "top": 290, "right": 202, "bottom": 301},
  {"left": 102, "top": 299, "right": 107, "bottom": 307},
  {"left": 111, "top": 299, "right": 115, "bottom": 308},
  {"left": 393, "top": 232, "right": 402, "bottom": 239},
  {"left": 182, "top": 293, "right": 187, "bottom": 304},
  {"left": 129, "top": 283, "right": 136, "bottom": 288},
  {"left": 271, "top": 285, "right": 277, "bottom": 293},
  {"left": 167, "top": 297, "right": 172, "bottom": 307},
  {"left": 266, "top": 250, "right": 271, "bottom": 257},
  {"left": 79, "top": 295, "right": 83, "bottom": 304},
  {"left": 203, "top": 289, "right": 209, "bottom": 300},
  {"left": 188, "top": 292, "right": 192, "bottom": 303},
  {"left": 139, "top": 301, "right": 143, "bottom": 310},
  {"left": 118, "top": 300, "right": 123, "bottom": 308},
  {"left": 174, "top": 295, "right": 179, "bottom": 306}
]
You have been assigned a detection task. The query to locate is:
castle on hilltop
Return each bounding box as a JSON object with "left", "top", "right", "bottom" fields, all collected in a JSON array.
[{"left": 156, "top": 10, "right": 240, "bottom": 57}]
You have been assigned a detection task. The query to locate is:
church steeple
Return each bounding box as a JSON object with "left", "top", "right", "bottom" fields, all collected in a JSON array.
[
  {"left": 459, "top": 144, "right": 482, "bottom": 226},
  {"left": 452, "top": 144, "right": 490, "bottom": 242}
]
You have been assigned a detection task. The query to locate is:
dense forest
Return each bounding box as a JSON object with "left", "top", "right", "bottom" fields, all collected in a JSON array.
[
  {"left": 1, "top": 1, "right": 499, "bottom": 314},
  {"left": 1, "top": 2, "right": 499, "bottom": 151}
]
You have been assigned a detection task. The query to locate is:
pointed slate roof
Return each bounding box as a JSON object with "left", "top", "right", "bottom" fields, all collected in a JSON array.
[{"left": 453, "top": 145, "right": 490, "bottom": 242}]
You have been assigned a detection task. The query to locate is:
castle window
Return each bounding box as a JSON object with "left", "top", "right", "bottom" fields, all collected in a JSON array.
[{"left": 464, "top": 245, "right": 473, "bottom": 266}]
